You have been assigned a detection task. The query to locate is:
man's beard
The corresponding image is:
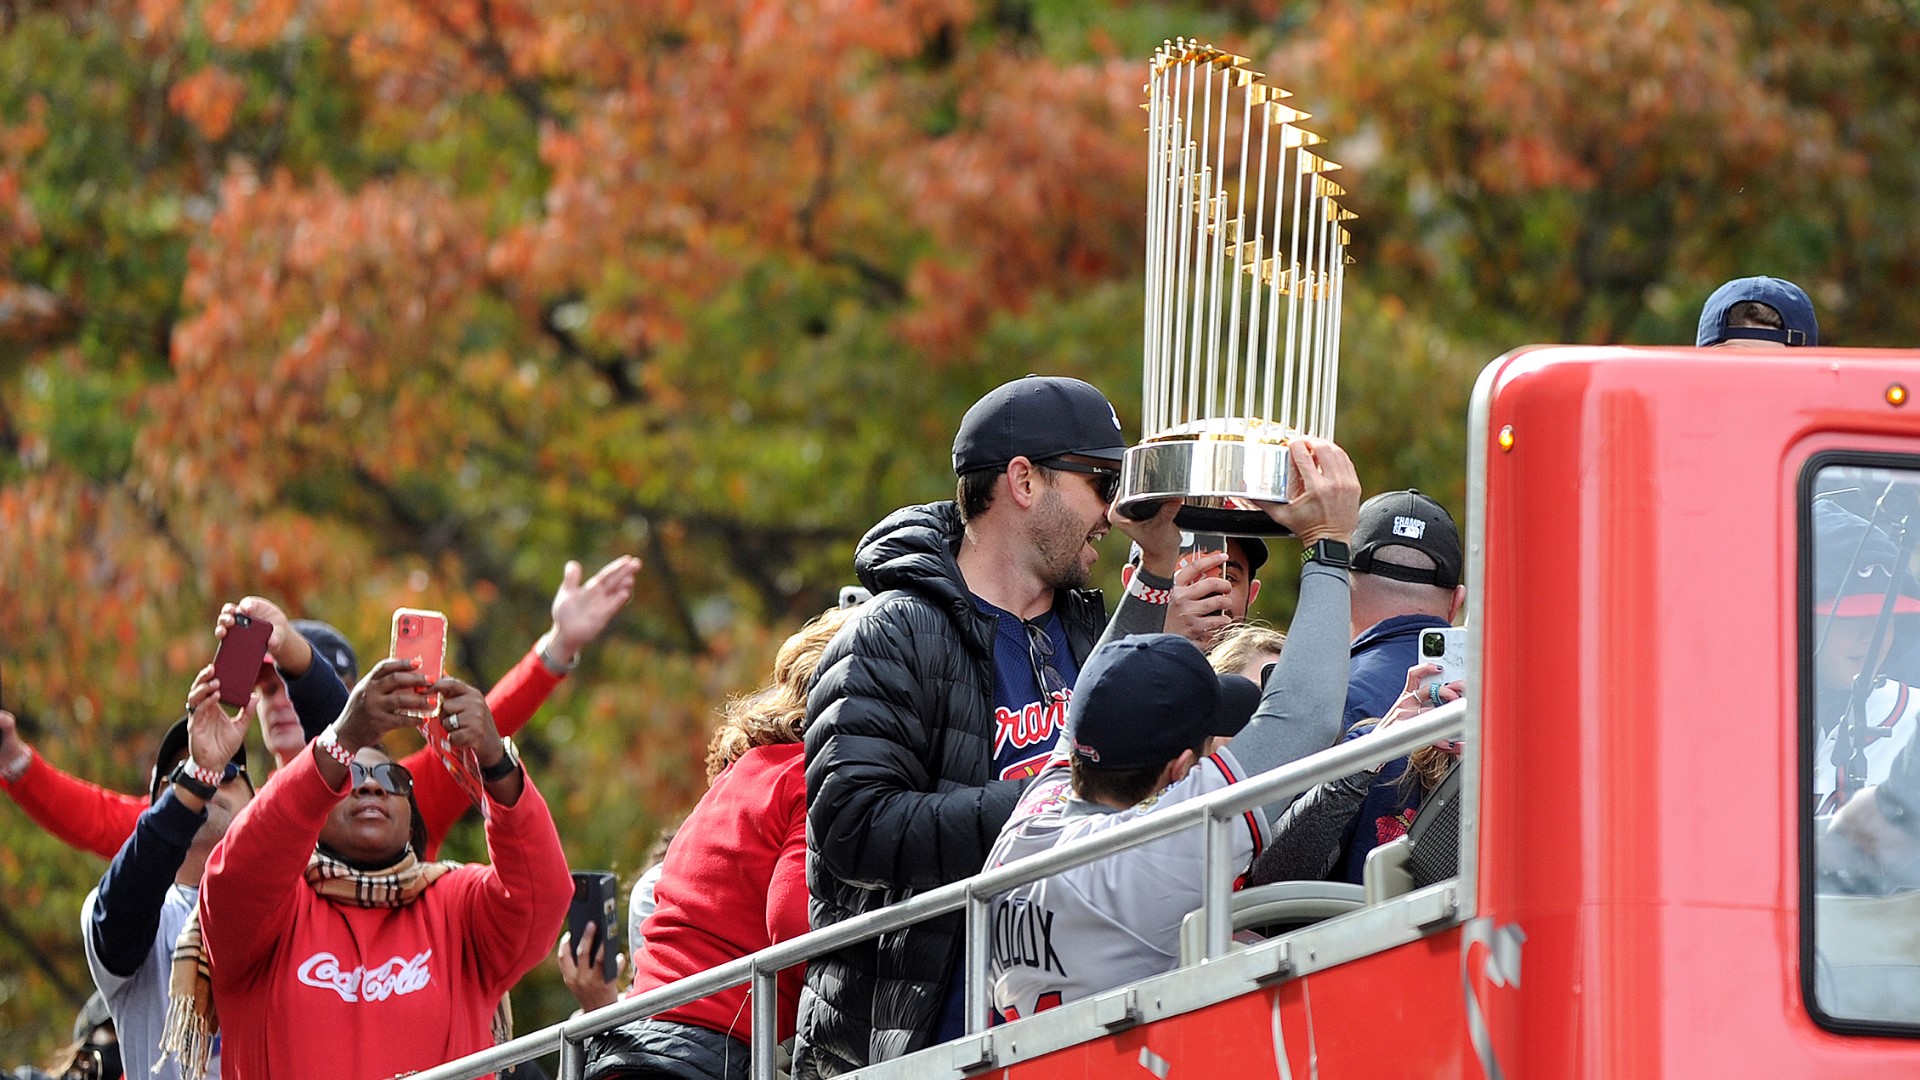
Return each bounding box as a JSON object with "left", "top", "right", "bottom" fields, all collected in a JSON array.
[{"left": 1028, "top": 488, "right": 1092, "bottom": 592}]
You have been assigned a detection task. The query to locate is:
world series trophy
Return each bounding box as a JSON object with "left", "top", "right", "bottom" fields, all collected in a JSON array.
[{"left": 1116, "top": 39, "right": 1355, "bottom": 536}]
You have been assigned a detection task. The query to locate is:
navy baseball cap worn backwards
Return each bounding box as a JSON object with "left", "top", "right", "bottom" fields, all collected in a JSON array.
[
  {"left": 952, "top": 375, "right": 1127, "bottom": 475},
  {"left": 1696, "top": 275, "right": 1819, "bottom": 347},
  {"left": 1067, "top": 634, "right": 1262, "bottom": 772}
]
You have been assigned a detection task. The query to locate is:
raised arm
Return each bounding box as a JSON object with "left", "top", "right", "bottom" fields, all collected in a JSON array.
[
  {"left": 410, "top": 556, "right": 640, "bottom": 853},
  {"left": 433, "top": 680, "right": 572, "bottom": 990},
  {"left": 1214, "top": 437, "right": 1361, "bottom": 822},
  {"left": 85, "top": 787, "right": 204, "bottom": 979},
  {"left": 1, "top": 710, "right": 144, "bottom": 860},
  {"left": 201, "top": 659, "right": 428, "bottom": 976}
]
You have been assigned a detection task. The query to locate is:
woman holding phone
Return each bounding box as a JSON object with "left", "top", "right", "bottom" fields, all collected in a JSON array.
[
  {"left": 573, "top": 604, "right": 858, "bottom": 1080},
  {"left": 170, "top": 659, "right": 571, "bottom": 1079}
]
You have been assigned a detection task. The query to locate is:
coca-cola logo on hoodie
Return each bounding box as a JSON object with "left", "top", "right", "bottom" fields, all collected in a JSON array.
[{"left": 297, "top": 949, "right": 434, "bottom": 1003}]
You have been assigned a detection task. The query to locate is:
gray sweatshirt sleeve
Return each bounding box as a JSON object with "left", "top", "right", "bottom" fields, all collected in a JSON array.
[
  {"left": 1220, "top": 562, "right": 1351, "bottom": 823},
  {"left": 1094, "top": 567, "right": 1173, "bottom": 650}
]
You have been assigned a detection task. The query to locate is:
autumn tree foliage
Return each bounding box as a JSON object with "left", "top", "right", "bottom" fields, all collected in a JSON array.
[{"left": 3, "top": 0, "right": 1918, "bottom": 1059}]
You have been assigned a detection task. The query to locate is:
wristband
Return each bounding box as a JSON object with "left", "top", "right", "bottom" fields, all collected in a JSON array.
[
  {"left": 537, "top": 631, "right": 579, "bottom": 676},
  {"left": 1127, "top": 574, "right": 1172, "bottom": 606},
  {"left": 170, "top": 760, "right": 221, "bottom": 801},
  {"left": 315, "top": 727, "right": 355, "bottom": 768}
]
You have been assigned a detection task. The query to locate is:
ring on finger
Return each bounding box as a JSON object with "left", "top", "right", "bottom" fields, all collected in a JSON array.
[
  {"left": 1428, "top": 683, "right": 1443, "bottom": 708},
  {"left": 444, "top": 712, "right": 460, "bottom": 731}
]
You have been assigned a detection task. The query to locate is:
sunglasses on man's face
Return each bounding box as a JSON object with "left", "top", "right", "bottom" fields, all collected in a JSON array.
[
  {"left": 1042, "top": 457, "right": 1123, "bottom": 505},
  {"left": 349, "top": 761, "right": 414, "bottom": 797}
]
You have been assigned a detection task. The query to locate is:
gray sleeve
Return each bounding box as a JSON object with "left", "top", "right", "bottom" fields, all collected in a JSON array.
[
  {"left": 1220, "top": 562, "right": 1351, "bottom": 823},
  {"left": 1094, "top": 568, "right": 1172, "bottom": 651},
  {"left": 1247, "top": 770, "right": 1372, "bottom": 885}
]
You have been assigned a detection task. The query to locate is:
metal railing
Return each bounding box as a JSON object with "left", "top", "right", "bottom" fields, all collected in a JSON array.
[{"left": 415, "top": 699, "right": 1469, "bottom": 1080}]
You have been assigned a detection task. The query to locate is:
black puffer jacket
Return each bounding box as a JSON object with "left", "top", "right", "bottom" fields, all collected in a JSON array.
[{"left": 793, "top": 501, "right": 1106, "bottom": 1077}]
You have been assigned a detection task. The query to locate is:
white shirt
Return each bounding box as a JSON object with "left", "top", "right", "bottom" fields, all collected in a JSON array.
[
  {"left": 83, "top": 883, "right": 222, "bottom": 1080},
  {"left": 983, "top": 748, "right": 1270, "bottom": 1019},
  {"left": 1814, "top": 679, "right": 1920, "bottom": 814}
]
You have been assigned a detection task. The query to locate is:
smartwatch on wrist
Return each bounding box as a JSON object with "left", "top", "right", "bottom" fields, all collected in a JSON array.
[
  {"left": 479, "top": 737, "right": 522, "bottom": 783},
  {"left": 1302, "top": 538, "right": 1352, "bottom": 570}
]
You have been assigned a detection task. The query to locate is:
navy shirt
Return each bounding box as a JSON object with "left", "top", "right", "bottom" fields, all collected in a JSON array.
[
  {"left": 1343, "top": 613, "right": 1452, "bottom": 733},
  {"left": 976, "top": 598, "right": 1079, "bottom": 783},
  {"left": 934, "top": 598, "right": 1081, "bottom": 1042}
]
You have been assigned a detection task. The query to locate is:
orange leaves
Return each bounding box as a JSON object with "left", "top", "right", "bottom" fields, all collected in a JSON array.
[
  {"left": 168, "top": 66, "right": 249, "bottom": 142},
  {"left": 894, "top": 54, "right": 1144, "bottom": 357}
]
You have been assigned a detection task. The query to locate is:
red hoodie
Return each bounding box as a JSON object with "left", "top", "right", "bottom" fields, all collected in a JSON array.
[
  {"left": 629, "top": 741, "right": 810, "bottom": 1042},
  {"left": 199, "top": 745, "right": 571, "bottom": 1080},
  {"left": 0, "top": 647, "right": 561, "bottom": 861}
]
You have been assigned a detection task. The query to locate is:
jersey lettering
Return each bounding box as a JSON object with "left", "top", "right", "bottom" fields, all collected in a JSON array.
[
  {"left": 296, "top": 949, "right": 434, "bottom": 1003},
  {"left": 994, "top": 694, "right": 1070, "bottom": 759},
  {"left": 992, "top": 897, "right": 1068, "bottom": 978}
]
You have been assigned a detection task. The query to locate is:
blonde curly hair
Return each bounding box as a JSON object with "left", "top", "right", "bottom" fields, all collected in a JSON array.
[{"left": 704, "top": 605, "right": 858, "bottom": 783}]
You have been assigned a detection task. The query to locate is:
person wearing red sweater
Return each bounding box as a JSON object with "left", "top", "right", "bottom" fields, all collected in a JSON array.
[
  {"left": 570, "top": 606, "right": 855, "bottom": 1080},
  {"left": 0, "top": 555, "right": 640, "bottom": 861},
  {"left": 185, "top": 657, "right": 572, "bottom": 1080}
]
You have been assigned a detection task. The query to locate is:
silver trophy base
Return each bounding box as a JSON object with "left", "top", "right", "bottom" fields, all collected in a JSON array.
[{"left": 1116, "top": 437, "right": 1295, "bottom": 537}]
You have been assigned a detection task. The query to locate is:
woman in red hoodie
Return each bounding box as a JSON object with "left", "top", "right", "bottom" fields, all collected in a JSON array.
[
  {"left": 181, "top": 656, "right": 572, "bottom": 1080},
  {"left": 570, "top": 605, "right": 856, "bottom": 1080}
]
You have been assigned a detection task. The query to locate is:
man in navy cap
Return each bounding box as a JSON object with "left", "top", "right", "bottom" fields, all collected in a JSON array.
[
  {"left": 795, "top": 375, "right": 1133, "bottom": 1075},
  {"left": 1344, "top": 489, "right": 1466, "bottom": 734},
  {"left": 796, "top": 372, "right": 1360, "bottom": 1075},
  {"left": 1696, "top": 275, "right": 1820, "bottom": 348}
]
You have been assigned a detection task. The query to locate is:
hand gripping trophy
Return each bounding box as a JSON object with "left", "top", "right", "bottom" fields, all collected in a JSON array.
[{"left": 1117, "top": 39, "right": 1355, "bottom": 536}]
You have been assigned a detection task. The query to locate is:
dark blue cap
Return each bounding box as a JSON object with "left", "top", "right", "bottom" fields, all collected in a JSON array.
[
  {"left": 293, "top": 619, "right": 359, "bottom": 683},
  {"left": 1696, "top": 276, "right": 1819, "bottom": 347},
  {"left": 1066, "top": 634, "right": 1262, "bottom": 771},
  {"left": 952, "top": 375, "right": 1127, "bottom": 475}
]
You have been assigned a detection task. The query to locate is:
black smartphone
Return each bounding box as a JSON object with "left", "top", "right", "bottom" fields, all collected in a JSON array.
[
  {"left": 567, "top": 871, "right": 624, "bottom": 982},
  {"left": 213, "top": 613, "right": 274, "bottom": 709}
]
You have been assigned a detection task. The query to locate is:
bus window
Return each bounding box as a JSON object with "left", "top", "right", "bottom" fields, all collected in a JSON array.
[{"left": 1805, "top": 459, "right": 1920, "bottom": 1031}]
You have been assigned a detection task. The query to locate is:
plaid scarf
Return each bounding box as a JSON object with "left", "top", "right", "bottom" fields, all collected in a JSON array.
[{"left": 157, "top": 848, "right": 500, "bottom": 1080}]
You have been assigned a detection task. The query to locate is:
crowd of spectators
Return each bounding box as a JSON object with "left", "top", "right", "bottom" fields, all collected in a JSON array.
[{"left": 8, "top": 274, "right": 1895, "bottom": 1080}]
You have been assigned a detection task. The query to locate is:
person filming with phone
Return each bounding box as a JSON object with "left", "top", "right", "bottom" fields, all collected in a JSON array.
[{"left": 171, "top": 658, "right": 571, "bottom": 1079}]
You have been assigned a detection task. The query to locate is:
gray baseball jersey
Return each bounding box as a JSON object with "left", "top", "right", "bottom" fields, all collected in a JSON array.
[{"left": 983, "top": 748, "right": 1270, "bottom": 1019}]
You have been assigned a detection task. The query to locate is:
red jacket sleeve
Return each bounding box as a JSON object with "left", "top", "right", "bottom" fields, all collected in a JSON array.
[
  {"left": 2, "top": 750, "right": 145, "bottom": 861},
  {"left": 767, "top": 765, "right": 811, "bottom": 947},
  {"left": 200, "top": 746, "right": 344, "bottom": 979},
  {"left": 407, "top": 649, "right": 563, "bottom": 858},
  {"left": 456, "top": 771, "right": 574, "bottom": 993}
]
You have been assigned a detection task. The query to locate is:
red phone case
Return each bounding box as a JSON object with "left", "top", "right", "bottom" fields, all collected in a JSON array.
[
  {"left": 213, "top": 615, "right": 274, "bottom": 708},
  {"left": 391, "top": 608, "right": 490, "bottom": 816}
]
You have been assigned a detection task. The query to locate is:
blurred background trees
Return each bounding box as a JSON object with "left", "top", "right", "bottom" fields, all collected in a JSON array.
[{"left": 3, "top": 0, "right": 1916, "bottom": 1060}]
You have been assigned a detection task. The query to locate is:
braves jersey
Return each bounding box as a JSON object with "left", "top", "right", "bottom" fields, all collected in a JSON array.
[
  {"left": 1815, "top": 679, "right": 1920, "bottom": 814},
  {"left": 983, "top": 747, "right": 1271, "bottom": 1020}
]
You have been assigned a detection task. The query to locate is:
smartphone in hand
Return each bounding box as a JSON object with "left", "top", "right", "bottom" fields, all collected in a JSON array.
[
  {"left": 1418, "top": 627, "right": 1468, "bottom": 691},
  {"left": 568, "top": 871, "right": 625, "bottom": 982},
  {"left": 1177, "top": 532, "right": 1230, "bottom": 580},
  {"left": 389, "top": 608, "right": 448, "bottom": 717},
  {"left": 214, "top": 613, "right": 275, "bottom": 709}
]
